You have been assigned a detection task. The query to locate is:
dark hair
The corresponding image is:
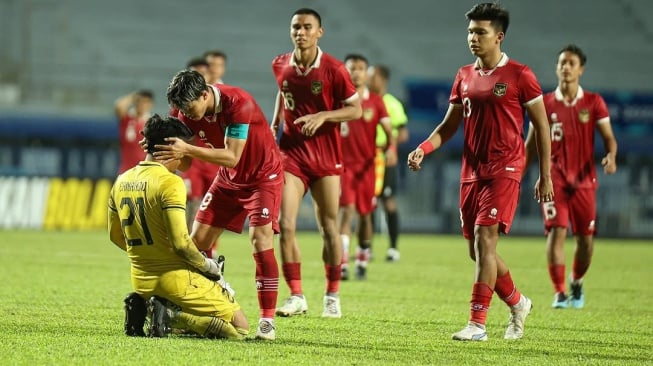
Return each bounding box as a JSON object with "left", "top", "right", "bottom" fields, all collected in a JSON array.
[
  {"left": 142, "top": 114, "right": 194, "bottom": 154},
  {"left": 465, "top": 3, "right": 510, "bottom": 34},
  {"left": 558, "top": 44, "right": 587, "bottom": 66},
  {"left": 344, "top": 53, "right": 368, "bottom": 66},
  {"left": 293, "top": 8, "right": 322, "bottom": 26},
  {"left": 136, "top": 89, "right": 154, "bottom": 100},
  {"left": 166, "top": 70, "right": 208, "bottom": 110},
  {"left": 373, "top": 65, "right": 391, "bottom": 80},
  {"left": 186, "top": 56, "right": 209, "bottom": 69},
  {"left": 203, "top": 49, "right": 227, "bottom": 61}
]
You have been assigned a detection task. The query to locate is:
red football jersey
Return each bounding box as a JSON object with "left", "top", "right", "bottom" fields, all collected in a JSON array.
[
  {"left": 118, "top": 114, "right": 147, "bottom": 174},
  {"left": 272, "top": 48, "right": 358, "bottom": 173},
  {"left": 171, "top": 84, "right": 283, "bottom": 189},
  {"left": 341, "top": 88, "right": 389, "bottom": 167},
  {"left": 449, "top": 54, "right": 543, "bottom": 183},
  {"left": 544, "top": 86, "right": 610, "bottom": 189}
]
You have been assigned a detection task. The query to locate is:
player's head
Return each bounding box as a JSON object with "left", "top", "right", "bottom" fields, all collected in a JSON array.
[
  {"left": 291, "top": 8, "right": 323, "bottom": 50},
  {"left": 465, "top": 3, "right": 509, "bottom": 57},
  {"left": 186, "top": 56, "right": 210, "bottom": 80},
  {"left": 344, "top": 54, "right": 369, "bottom": 88},
  {"left": 134, "top": 89, "right": 154, "bottom": 115},
  {"left": 203, "top": 50, "right": 227, "bottom": 84},
  {"left": 167, "top": 70, "right": 211, "bottom": 121},
  {"left": 367, "top": 65, "right": 390, "bottom": 94},
  {"left": 556, "top": 44, "right": 586, "bottom": 84},
  {"left": 142, "top": 114, "right": 194, "bottom": 171}
]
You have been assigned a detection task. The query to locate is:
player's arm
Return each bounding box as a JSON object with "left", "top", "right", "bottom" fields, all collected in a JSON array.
[
  {"left": 293, "top": 96, "right": 362, "bottom": 137},
  {"left": 154, "top": 124, "right": 248, "bottom": 169},
  {"left": 114, "top": 92, "right": 135, "bottom": 120},
  {"left": 162, "top": 182, "right": 224, "bottom": 277},
  {"left": 108, "top": 195, "right": 127, "bottom": 251},
  {"left": 523, "top": 122, "right": 538, "bottom": 176},
  {"left": 407, "top": 104, "right": 463, "bottom": 171},
  {"left": 380, "top": 117, "right": 398, "bottom": 167},
  {"left": 271, "top": 91, "right": 283, "bottom": 138},
  {"left": 597, "top": 118, "right": 618, "bottom": 174},
  {"left": 525, "top": 99, "right": 554, "bottom": 202},
  {"left": 396, "top": 125, "right": 409, "bottom": 145}
]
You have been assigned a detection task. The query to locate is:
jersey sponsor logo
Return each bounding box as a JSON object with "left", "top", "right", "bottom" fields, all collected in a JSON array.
[
  {"left": 493, "top": 83, "right": 507, "bottom": 97},
  {"left": 578, "top": 109, "right": 590, "bottom": 123},
  {"left": 311, "top": 80, "right": 323, "bottom": 95},
  {"left": 363, "top": 108, "right": 374, "bottom": 122},
  {"left": 489, "top": 207, "right": 498, "bottom": 219}
]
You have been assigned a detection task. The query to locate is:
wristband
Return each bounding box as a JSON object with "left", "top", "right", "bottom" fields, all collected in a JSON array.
[
  {"left": 387, "top": 144, "right": 397, "bottom": 152},
  {"left": 418, "top": 141, "right": 435, "bottom": 155}
]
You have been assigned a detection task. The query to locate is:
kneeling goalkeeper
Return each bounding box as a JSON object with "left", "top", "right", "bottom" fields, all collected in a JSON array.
[{"left": 108, "top": 114, "right": 248, "bottom": 339}]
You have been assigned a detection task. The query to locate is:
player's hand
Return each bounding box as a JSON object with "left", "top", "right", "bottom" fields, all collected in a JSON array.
[
  {"left": 293, "top": 112, "right": 326, "bottom": 137},
  {"left": 385, "top": 147, "right": 398, "bottom": 167},
  {"left": 601, "top": 153, "right": 617, "bottom": 175},
  {"left": 534, "top": 175, "right": 554, "bottom": 203},
  {"left": 153, "top": 137, "right": 190, "bottom": 164},
  {"left": 203, "top": 257, "right": 222, "bottom": 281},
  {"left": 407, "top": 148, "right": 425, "bottom": 171}
]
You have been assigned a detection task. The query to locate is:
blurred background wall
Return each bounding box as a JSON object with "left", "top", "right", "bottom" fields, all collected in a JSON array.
[{"left": 0, "top": 0, "right": 651, "bottom": 237}]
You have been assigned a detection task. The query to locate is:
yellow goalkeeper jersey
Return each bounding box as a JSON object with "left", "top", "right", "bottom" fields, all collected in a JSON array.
[{"left": 109, "top": 161, "right": 203, "bottom": 279}]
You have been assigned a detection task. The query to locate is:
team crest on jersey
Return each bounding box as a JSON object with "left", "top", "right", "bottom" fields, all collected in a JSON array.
[
  {"left": 578, "top": 109, "right": 590, "bottom": 123},
  {"left": 199, "top": 130, "right": 206, "bottom": 139},
  {"left": 363, "top": 108, "right": 374, "bottom": 122},
  {"left": 493, "top": 83, "right": 507, "bottom": 97},
  {"left": 311, "top": 81, "right": 323, "bottom": 95},
  {"left": 282, "top": 80, "right": 288, "bottom": 91}
]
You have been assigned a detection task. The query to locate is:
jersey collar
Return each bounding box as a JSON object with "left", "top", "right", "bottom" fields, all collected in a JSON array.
[
  {"left": 555, "top": 85, "right": 584, "bottom": 106},
  {"left": 206, "top": 84, "right": 222, "bottom": 122},
  {"left": 290, "top": 47, "right": 323, "bottom": 76},
  {"left": 474, "top": 52, "right": 509, "bottom": 76}
]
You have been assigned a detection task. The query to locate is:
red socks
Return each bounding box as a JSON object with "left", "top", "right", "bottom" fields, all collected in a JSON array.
[
  {"left": 254, "top": 249, "right": 279, "bottom": 319},
  {"left": 470, "top": 282, "right": 493, "bottom": 326},
  {"left": 282, "top": 262, "right": 303, "bottom": 296},
  {"left": 325, "top": 264, "right": 342, "bottom": 294},
  {"left": 494, "top": 271, "right": 522, "bottom": 307},
  {"left": 548, "top": 264, "right": 566, "bottom": 293}
]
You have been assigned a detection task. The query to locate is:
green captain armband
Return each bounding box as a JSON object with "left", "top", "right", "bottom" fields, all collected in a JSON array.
[{"left": 226, "top": 123, "right": 249, "bottom": 139}]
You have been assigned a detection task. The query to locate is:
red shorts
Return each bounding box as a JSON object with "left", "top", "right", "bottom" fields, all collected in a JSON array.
[
  {"left": 182, "top": 160, "right": 217, "bottom": 200},
  {"left": 339, "top": 161, "right": 377, "bottom": 215},
  {"left": 195, "top": 178, "right": 283, "bottom": 234},
  {"left": 459, "top": 178, "right": 520, "bottom": 240},
  {"left": 282, "top": 152, "right": 342, "bottom": 193},
  {"left": 542, "top": 186, "right": 596, "bottom": 235}
]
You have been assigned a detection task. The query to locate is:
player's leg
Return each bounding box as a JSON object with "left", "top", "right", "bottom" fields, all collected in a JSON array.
[
  {"left": 250, "top": 223, "right": 279, "bottom": 340},
  {"left": 355, "top": 212, "right": 373, "bottom": 280},
  {"left": 487, "top": 179, "right": 532, "bottom": 340},
  {"left": 150, "top": 270, "right": 247, "bottom": 339},
  {"left": 452, "top": 182, "right": 489, "bottom": 341},
  {"left": 382, "top": 166, "right": 401, "bottom": 262},
  {"left": 568, "top": 188, "right": 597, "bottom": 308},
  {"left": 338, "top": 167, "right": 356, "bottom": 280},
  {"left": 547, "top": 227, "right": 569, "bottom": 308},
  {"left": 276, "top": 172, "right": 308, "bottom": 316},
  {"left": 246, "top": 180, "right": 282, "bottom": 339},
  {"left": 542, "top": 190, "right": 571, "bottom": 308},
  {"left": 338, "top": 204, "right": 355, "bottom": 280},
  {"left": 310, "top": 175, "right": 343, "bottom": 318},
  {"left": 354, "top": 166, "right": 376, "bottom": 280}
]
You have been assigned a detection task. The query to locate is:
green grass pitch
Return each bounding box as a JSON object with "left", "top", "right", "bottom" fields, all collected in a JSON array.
[{"left": 0, "top": 230, "right": 651, "bottom": 365}]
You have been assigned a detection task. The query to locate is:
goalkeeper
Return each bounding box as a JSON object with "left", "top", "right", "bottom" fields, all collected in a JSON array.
[{"left": 108, "top": 114, "right": 248, "bottom": 339}]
